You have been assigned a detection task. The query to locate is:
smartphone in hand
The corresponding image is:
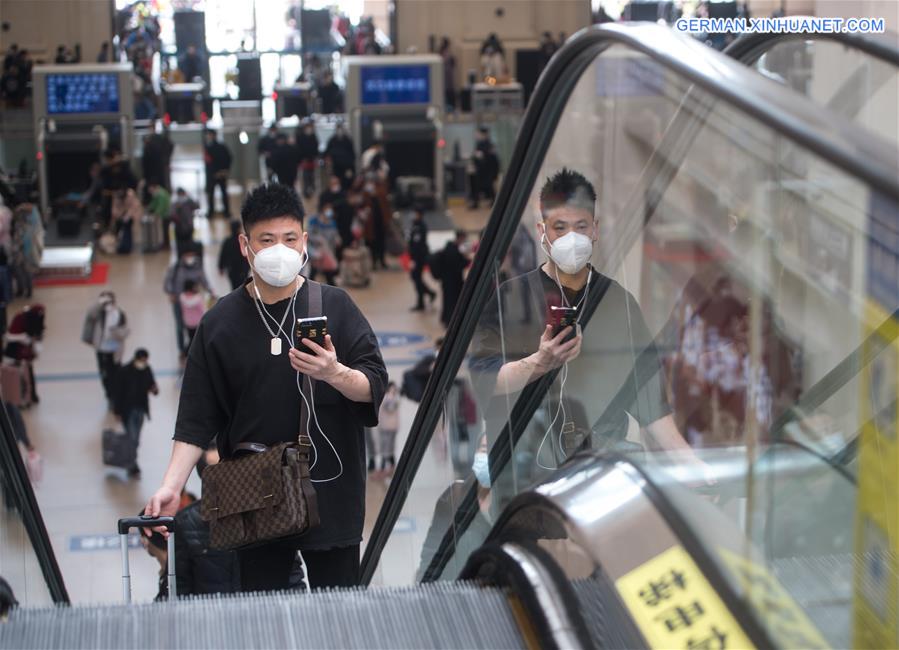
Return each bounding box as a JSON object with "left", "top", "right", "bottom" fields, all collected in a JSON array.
[
  {"left": 549, "top": 306, "right": 578, "bottom": 339},
  {"left": 296, "top": 316, "right": 328, "bottom": 355}
]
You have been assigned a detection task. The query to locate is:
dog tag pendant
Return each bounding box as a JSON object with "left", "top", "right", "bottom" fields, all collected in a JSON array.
[{"left": 270, "top": 337, "right": 282, "bottom": 356}]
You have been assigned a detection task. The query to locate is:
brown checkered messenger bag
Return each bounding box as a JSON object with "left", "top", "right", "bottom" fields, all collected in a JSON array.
[
  {"left": 200, "top": 434, "right": 320, "bottom": 551},
  {"left": 199, "top": 282, "right": 323, "bottom": 551}
]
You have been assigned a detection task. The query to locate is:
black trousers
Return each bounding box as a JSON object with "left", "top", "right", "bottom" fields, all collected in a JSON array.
[
  {"left": 410, "top": 262, "right": 434, "bottom": 307},
  {"left": 308, "top": 268, "right": 338, "bottom": 286},
  {"left": 206, "top": 175, "right": 230, "bottom": 217},
  {"left": 302, "top": 165, "right": 316, "bottom": 196},
  {"left": 96, "top": 351, "right": 118, "bottom": 400},
  {"left": 238, "top": 541, "right": 360, "bottom": 592}
]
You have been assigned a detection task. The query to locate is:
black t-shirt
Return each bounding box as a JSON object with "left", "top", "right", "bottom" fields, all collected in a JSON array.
[
  {"left": 470, "top": 266, "right": 670, "bottom": 464},
  {"left": 173, "top": 280, "right": 388, "bottom": 550}
]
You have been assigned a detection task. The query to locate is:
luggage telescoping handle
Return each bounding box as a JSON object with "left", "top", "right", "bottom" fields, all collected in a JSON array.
[{"left": 117, "top": 515, "right": 176, "bottom": 604}]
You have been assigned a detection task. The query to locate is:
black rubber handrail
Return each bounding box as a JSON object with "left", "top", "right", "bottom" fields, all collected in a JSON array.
[
  {"left": 485, "top": 452, "right": 778, "bottom": 649},
  {"left": 0, "top": 403, "right": 69, "bottom": 604},
  {"left": 725, "top": 26, "right": 899, "bottom": 68},
  {"left": 360, "top": 22, "right": 899, "bottom": 585},
  {"left": 460, "top": 541, "right": 596, "bottom": 649}
]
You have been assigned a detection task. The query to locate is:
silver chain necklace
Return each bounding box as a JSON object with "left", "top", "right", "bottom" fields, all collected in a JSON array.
[{"left": 251, "top": 279, "right": 299, "bottom": 355}]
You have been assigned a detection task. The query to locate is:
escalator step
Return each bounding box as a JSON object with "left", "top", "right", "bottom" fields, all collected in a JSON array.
[
  {"left": 0, "top": 582, "right": 527, "bottom": 649},
  {"left": 572, "top": 576, "right": 646, "bottom": 649}
]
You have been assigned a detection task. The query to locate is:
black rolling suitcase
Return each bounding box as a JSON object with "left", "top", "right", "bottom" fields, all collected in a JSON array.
[
  {"left": 102, "top": 429, "right": 137, "bottom": 468},
  {"left": 117, "top": 516, "right": 176, "bottom": 602}
]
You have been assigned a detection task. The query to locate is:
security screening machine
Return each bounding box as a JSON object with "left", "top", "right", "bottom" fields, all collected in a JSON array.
[
  {"left": 344, "top": 55, "right": 444, "bottom": 202},
  {"left": 162, "top": 81, "right": 210, "bottom": 124},
  {"left": 274, "top": 82, "right": 313, "bottom": 119},
  {"left": 31, "top": 63, "right": 135, "bottom": 220},
  {"left": 118, "top": 515, "right": 176, "bottom": 603}
]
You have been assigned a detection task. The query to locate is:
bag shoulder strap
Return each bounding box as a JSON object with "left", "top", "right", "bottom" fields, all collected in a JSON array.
[
  {"left": 298, "top": 279, "right": 322, "bottom": 441},
  {"left": 307, "top": 279, "right": 322, "bottom": 317}
]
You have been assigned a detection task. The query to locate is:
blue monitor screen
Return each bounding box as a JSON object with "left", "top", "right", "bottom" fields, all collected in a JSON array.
[
  {"left": 46, "top": 73, "right": 120, "bottom": 114},
  {"left": 361, "top": 65, "right": 430, "bottom": 105}
]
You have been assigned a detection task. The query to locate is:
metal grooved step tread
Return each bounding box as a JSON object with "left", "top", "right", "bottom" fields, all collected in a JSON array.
[
  {"left": 1, "top": 582, "right": 526, "bottom": 649},
  {"left": 572, "top": 576, "right": 644, "bottom": 649}
]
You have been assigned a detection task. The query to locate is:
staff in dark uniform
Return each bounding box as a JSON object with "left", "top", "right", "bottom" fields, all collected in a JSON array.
[
  {"left": 408, "top": 207, "right": 436, "bottom": 311},
  {"left": 203, "top": 129, "right": 232, "bottom": 219},
  {"left": 468, "top": 127, "right": 500, "bottom": 209},
  {"left": 325, "top": 124, "right": 356, "bottom": 189}
]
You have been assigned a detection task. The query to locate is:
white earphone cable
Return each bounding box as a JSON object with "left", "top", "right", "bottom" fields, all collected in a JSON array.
[{"left": 257, "top": 280, "right": 343, "bottom": 483}]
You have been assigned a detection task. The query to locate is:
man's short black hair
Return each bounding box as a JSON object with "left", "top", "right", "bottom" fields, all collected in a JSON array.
[
  {"left": 539, "top": 167, "right": 597, "bottom": 217},
  {"left": 241, "top": 183, "right": 305, "bottom": 232},
  {"left": 134, "top": 348, "right": 149, "bottom": 360}
]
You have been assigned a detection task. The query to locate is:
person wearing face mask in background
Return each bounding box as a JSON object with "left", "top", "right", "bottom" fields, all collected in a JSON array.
[
  {"left": 164, "top": 244, "right": 214, "bottom": 361},
  {"left": 417, "top": 434, "right": 493, "bottom": 580},
  {"left": 145, "top": 183, "right": 387, "bottom": 592},
  {"left": 113, "top": 349, "right": 159, "bottom": 477},
  {"left": 81, "top": 291, "right": 129, "bottom": 407},
  {"left": 306, "top": 202, "right": 341, "bottom": 286},
  {"left": 469, "top": 168, "right": 708, "bottom": 511},
  {"left": 318, "top": 175, "right": 344, "bottom": 214}
]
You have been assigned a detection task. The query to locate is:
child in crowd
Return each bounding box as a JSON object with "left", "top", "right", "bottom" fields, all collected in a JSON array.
[
  {"left": 178, "top": 279, "right": 206, "bottom": 348},
  {"left": 378, "top": 381, "right": 400, "bottom": 473},
  {"left": 307, "top": 204, "right": 341, "bottom": 286}
]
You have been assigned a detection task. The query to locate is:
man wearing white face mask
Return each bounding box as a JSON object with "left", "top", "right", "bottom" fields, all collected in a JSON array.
[
  {"left": 146, "top": 183, "right": 387, "bottom": 592},
  {"left": 470, "top": 169, "right": 705, "bottom": 496}
]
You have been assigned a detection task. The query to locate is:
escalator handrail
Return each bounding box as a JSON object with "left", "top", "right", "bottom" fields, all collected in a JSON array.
[
  {"left": 360, "top": 22, "right": 899, "bottom": 585},
  {"left": 0, "top": 404, "right": 69, "bottom": 604},
  {"left": 459, "top": 541, "right": 596, "bottom": 649},
  {"left": 725, "top": 25, "right": 899, "bottom": 68},
  {"left": 484, "top": 451, "right": 777, "bottom": 650}
]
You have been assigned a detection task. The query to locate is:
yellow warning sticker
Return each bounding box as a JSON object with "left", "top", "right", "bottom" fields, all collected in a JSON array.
[
  {"left": 616, "top": 545, "right": 755, "bottom": 650},
  {"left": 719, "top": 549, "right": 830, "bottom": 649}
]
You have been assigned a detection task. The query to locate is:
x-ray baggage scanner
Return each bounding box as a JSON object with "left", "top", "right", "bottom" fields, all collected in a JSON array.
[
  {"left": 344, "top": 55, "right": 444, "bottom": 201},
  {"left": 32, "top": 63, "right": 134, "bottom": 217}
]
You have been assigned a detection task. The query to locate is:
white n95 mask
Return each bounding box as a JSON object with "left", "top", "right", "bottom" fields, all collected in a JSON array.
[
  {"left": 249, "top": 243, "right": 307, "bottom": 287},
  {"left": 544, "top": 231, "right": 593, "bottom": 275},
  {"left": 472, "top": 452, "right": 491, "bottom": 488}
]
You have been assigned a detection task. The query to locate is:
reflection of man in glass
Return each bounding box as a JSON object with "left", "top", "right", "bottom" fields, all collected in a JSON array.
[{"left": 470, "top": 169, "right": 702, "bottom": 492}]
